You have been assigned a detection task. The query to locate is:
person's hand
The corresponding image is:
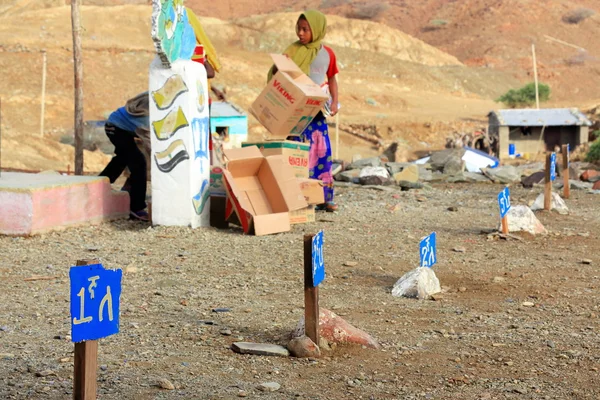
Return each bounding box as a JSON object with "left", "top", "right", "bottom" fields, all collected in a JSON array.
[{"left": 330, "top": 102, "right": 339, "bottom": 116}]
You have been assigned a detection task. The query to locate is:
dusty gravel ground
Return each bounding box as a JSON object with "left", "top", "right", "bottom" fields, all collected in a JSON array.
[{"left": 1, "top": 182, "right": 599, "bottom": 400}]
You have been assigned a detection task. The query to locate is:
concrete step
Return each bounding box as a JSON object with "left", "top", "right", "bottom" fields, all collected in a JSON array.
[{"left": 0, "top": 172, "right": 129, "bottom": 235}]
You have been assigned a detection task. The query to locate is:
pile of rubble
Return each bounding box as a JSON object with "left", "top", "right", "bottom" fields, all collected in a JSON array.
[{"left": 334, "top": 148, "right": 600, "bottom": 193}]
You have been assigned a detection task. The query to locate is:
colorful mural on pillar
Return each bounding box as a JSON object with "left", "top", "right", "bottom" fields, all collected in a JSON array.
[
  {"left": 151, "top": 0, "right": 196, "bottom": 68},
  {"left": 149, "top": 0, "right": 210, "bottom": 228}
]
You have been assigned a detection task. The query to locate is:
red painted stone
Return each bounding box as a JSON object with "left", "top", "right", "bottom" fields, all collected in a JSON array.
[
  {"left": 580, "top": 170, "right": 600, "bottom": 182},
  {"left": 593, "top": 181, "right": 600, "bottom": 190},
  {"left": 293, "top": 308, "right": 380, "bottom": 349}
]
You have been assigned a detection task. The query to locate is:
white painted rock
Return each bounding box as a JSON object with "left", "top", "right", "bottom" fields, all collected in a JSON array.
[
  {"left": 392, "top": 267, "right": 441, "bottom": 300},
  {"left": 359, "top": 166, "right": 389, "bottom": 179},
  {"left": 530, "top": 192, "right": 569, "bottom": 215},
  {"left": 501, "top": 205, "right": 547, "bottom": 235}
]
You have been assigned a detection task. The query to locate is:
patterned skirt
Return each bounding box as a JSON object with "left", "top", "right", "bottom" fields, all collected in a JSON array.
[{"left": 296, "top": 112, "right": 334, "bottom": 203}]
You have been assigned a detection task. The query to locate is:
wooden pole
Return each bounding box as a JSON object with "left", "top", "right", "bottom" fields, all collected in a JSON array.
[
  {"left": 73, "top": 259, "right": 98, "bottom": 400},
  {"left": 562, "top": 144, "right": 570, "bottom": 199},
  {"left": 40, "top": 50, "right": 47, "bottom": 137},
  {"left": 0, "top": 98, "right": 2, "bottom": 177},
  {"left": 532, "top": 44, "right": 540, "bottom": 110},
  {"left": 544, "top": 153, "right": 552, "bottom": 211},
  {"left": 303, "top": 234, "right": 319, "bottom": 345},
  {"left": 501, "top": 215, "right": 509, "bottom": 235},
  {"left": 335, "top": 112, "right": 339, "bottom": 160},
  {"left": 71, "top": 0, "right": 84, "bottom": 176}
]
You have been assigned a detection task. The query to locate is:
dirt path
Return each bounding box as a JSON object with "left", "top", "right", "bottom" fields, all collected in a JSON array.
[{"left": 0, "top": 183, "right": 599, "bottom": 398}]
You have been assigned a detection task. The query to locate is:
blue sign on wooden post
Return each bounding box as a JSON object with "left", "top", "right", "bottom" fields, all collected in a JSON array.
[
  {"left": 497, "top": 186, "right": 511, "bottom": 218},
  {"left": 70, "top": 263, "right": 122, "bottom": 343},
  {"left": 419, "top": 232, "right": 437, "bottom": 268},
  {"left": 311, "top": 230, "right": 325, "bottom": 287},
  {"left": 550, "top": 152, "right": 557, "bottom": 182}
]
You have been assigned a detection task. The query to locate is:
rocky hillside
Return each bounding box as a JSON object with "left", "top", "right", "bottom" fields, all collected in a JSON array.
[{"left": 0, "top": 4, "right": 520, "bottom": 171}]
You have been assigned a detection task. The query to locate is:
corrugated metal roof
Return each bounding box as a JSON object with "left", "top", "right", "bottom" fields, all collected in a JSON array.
[
  {"left": 489, "top": 108, "right": 592, "bottom": 127},
  {"left": 210, "top": 101, "right": 246, "bottom": 118}
]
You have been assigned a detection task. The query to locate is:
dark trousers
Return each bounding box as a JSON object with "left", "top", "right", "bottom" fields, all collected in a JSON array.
[{"left": 99, "top": 124, "right": 147, "bottom": 212}]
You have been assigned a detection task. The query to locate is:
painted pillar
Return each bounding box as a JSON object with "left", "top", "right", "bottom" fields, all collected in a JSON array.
[
  {"left": 149, "top": 0, "right": 210, "bottom": 227},
  {"left": 149, "top": 58, "right": 210, "bottom": 227}
]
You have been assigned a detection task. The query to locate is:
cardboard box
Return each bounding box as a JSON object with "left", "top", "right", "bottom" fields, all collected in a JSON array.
[
  {"left": 297, "top": 178, "right": 324, "bottom": 205},
  {"left": 290, "top": 205, "right": 316, "bottom": 225},
  {"left": 222, "top": 146, "right": 308, "bottom": 236},
  {"left": 249, "top": 54, "right": 329, "bottom": 137},
  {"left": 242, "top": 140, "right": 309, "bottom": 178}
]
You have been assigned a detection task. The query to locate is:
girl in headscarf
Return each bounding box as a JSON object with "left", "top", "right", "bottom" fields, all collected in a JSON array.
[{"left": 269, "top": 10, "right": 340, "bottom": 212}]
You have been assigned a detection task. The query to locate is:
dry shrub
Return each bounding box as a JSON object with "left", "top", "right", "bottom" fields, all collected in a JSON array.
[{"left": 562, "top": 8, "right": 595, "bottom": 24}]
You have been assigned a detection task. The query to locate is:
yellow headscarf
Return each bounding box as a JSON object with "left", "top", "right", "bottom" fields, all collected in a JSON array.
[
  {"left": 186, "top": 7, "right": 222, "bottom": 73},
  {"left": 268, "top": 10, "right": 327, "bottom": 81}
]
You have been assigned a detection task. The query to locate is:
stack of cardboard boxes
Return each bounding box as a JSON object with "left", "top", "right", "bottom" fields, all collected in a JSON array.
[{"left": 211, "top": 54, "right": 329, "bottom": 235}]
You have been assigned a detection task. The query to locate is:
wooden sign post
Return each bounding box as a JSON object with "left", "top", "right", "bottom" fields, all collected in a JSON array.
[
  {"left": 562, "top": 144, "right": 570, "bottom": 199},
  {"left": 73, "top": 259, "right": 98, "bottom": 400},
  {"left": 304, "top": 231, "right": 325, "bottom": 346},
  {"left": 544, "top": 152, "right": 556, "bottom": 211},
  {"left": 498, "top": 187, "right": 511, "bottom": 234},
  {"left": 70, "top": 259, "right": 123, "bottom": 400}
]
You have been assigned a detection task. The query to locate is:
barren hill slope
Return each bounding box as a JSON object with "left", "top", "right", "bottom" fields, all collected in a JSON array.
[
  {"left": 0, "top": 4, "right": 518, "bottom": 170},
  {"left": 186, "top": 0, "right": 600, "bottom": 104}
]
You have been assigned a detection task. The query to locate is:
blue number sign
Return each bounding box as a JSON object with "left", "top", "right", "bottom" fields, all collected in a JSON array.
[
  {"left": 419, "top": 232, "right": 437, "bottom": 268},
  {"left": 550, "top": 152, "right": 557, "bottom": 182},
  {"left": 497, "top": 187, "right": 511, "bottom": 218},
  {"left": 70, "top": 263, "right": 122, "bottom": 343},
  {"left": 312, "top": 230, "right": 325, "bottom": 287}
]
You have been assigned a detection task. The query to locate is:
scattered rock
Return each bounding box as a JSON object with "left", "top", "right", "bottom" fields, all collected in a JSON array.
[
  {"left": 502, "top": 205, "right": 547, "bottom": 235},
  {"left": 392, "top": 267, "right": 441, "bottom": 300},
  {"left": 359, "top": 166, "right": 389, "bottom": 179},
  {"left": 594, "top": 181, "right": 600, "bottom": 190},
  {"left": 482, "top": 165, "right": 521, "bottom": 184},
  {"left": 493, "top": 276, "right": 506, "bottom": 283},
  {"left": 398, "top": 181, "right": 424, "bottom": 190},
  {"left": 530, "top": 192, "right": 569, "bottom": 215},
  {"left": 429, "top": 149, "right": 465, "bottom": 172},
  {"left": 220, "top": 329, "right": 232, "bottom": 336},
  {"left": 231, "top": 342, "right": 290, "bottom": 357},
  {"left": 343, "top": 261, "right": 358, "bottom": 267},
  {"left": 335, "top": 169, "right": 361, "bottom": 182},
  {"left": 453, "top": 247, "right": 466, "bottom": 253},
  {"left": 287, "top": 336, "right": 321, "bottom": 358},
  {"left": 521, "top": 301, "right": 535, "bottom": 307},
  {"left": 157, "top": 378, "right": 175, "bottom": 390},
  {"left": 212, "top": 308, "right": 232, "bottom": 313},
  {"left": 448, "top": 206, "right": 459, "bottom": 212},
  {"left": 347, "top": 157, "right": 381, "bottom": 171},
  {"left": 393, "top": 164, "right": 419, "bottom": 184},
  {"left": 416, "top": 196, "right": 427, "bottom": 202},
  {"left": 359, "top": 175, "right": 393, "bottom": 186},
  {"left": 418, "top": 165, "right": 433, "bottom": 181},
  {"left": 384, "top": 162, "right": 410, "bottom": 175},
  {"left": 581, "top": 259, "right": 592, "bottom": 265},
  {"left": 257, "top": 382, "right": 281, "bottom": 392},
  {"left": 238, "top": 390, "right": 248, "bottom": 397},
  {"left": 293, "top": 308, "right": 380, "bottom": 349},
  {"left": 443, "top": 157, "right": 465, "bottom": 176},
  {"left": 580, "top": 169, "right": 600, "bottom": 182},
  {"left": 521, "top": 171, "right": 545, "bottom": 188},
  {"left": 35, "top": 370, "right": 56, "bottom": 377},
  {"left": 458, "top": 287, "right": 467, "bottom": 293}
]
